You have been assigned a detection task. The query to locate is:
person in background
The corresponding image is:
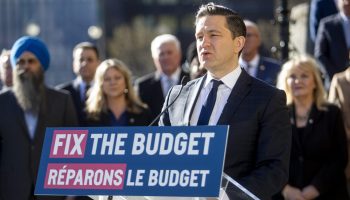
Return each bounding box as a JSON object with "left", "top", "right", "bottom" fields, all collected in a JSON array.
[
  {"left": 0, "top": 36, "right": 77, "bottom": 200},
  {"left": 0, "top": 49, "right": 12, "bottom": 90},
  {"left": 159, "top": 3, "right": 291, "bottom": 199},
  {"left": 309, "top": 0, "right": 338, "bottom": 43},
  {"left": 239, "top": 19, "right": 281, "bottom": 86},
  {"left": 86, "top": 58, "right": 151, "bottom": 126},
  {"left": 328, "top": 52, "right": 350, "bottom": 193},
  {"left": 57, "top": 42, "right": 100, "bottom": 125},
  {"left": 134, "top": 34, "right": 189, "bottom": 122},
  {"left": 185, "top": 41, "right": 206, "bottom": 80},
  {"left": 276, "top": 55, "right": 349, "bottom": 200},
  {"left": 314, "top": 0, "right": 350, "bottom": 80}
]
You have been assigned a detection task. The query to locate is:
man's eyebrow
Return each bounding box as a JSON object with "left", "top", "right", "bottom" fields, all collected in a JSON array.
[
  {"left": 207, "top": 29, "right": 222, "bottom": 34},
  {"left": 196, "top": 29, "right": 221, "bottom": 34}
]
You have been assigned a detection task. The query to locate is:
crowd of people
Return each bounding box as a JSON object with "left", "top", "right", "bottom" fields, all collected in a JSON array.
[{"left": 0, "top": 1, "right": 349, "bottom": 200}]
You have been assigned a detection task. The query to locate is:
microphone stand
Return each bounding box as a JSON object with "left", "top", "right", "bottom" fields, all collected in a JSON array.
[
  {"left": 148, "top": 76, "right": 187, "bottom": 126},
  {"left": 107, "top": 76, "right": 187, "bottom": 200}
]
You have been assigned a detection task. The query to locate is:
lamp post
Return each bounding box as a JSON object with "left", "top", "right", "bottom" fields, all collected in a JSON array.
[{"left": 276, "top": 0, "right": 289, "bottom": 61}]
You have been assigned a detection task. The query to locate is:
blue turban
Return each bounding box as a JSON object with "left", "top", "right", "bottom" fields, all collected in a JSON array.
[{"left": 10, "top": 36, "right": 50, "bottom": 71}]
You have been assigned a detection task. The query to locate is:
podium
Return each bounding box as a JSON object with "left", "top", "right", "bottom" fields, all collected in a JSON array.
[
  {"left": 88, "top": 173, "right": 260, "bottom": 200},
  {"left": 35, "top": 126, "right": 260, "bottom": 199}
]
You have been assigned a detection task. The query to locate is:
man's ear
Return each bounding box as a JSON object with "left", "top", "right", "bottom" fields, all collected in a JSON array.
[
  {"left": 72, "top": 60, "right": 78, "bottom": 75},
  {"left": 234, "top": 36, "right": 246, "bottom": 54}
]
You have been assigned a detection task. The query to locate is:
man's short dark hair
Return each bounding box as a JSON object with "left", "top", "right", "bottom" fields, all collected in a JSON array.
[
  {"left": 195, "top": 2, "right": 246, "bottom": 39},
  {"left": 73, "top": 42, "right": 100, "bottom": 59}
]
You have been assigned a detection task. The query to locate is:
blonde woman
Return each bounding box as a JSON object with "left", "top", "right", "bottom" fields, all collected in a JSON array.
[
  {"left": 275, "top": 55, "right": 349, "bottom": 200},
  {"left": 86, "top": 58, "right": 151, "bottom": 126}
]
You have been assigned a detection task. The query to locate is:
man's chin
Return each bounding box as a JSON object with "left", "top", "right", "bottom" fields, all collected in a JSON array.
[{"left": 201, "top": 62, "right": 213, "bottom": 69}]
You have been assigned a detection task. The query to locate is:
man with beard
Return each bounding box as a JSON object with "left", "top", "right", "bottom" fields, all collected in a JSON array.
[{"left": 0, "top": 36, "right": 78, "bottom": 200}]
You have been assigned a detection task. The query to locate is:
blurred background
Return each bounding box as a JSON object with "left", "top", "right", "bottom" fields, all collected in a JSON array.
[{"left": 0, "top": 0, "right": 309, "bottom": 86}]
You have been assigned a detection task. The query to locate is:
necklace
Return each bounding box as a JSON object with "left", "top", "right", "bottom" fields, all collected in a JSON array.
[
  {"left": 296, "top": 114, "right": 308, "bottom": 121},
  {"left": 296, "top": 109, "right": 311, "bottom": 121}
]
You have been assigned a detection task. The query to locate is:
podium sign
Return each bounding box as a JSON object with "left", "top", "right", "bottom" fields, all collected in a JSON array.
[{"left": 35, "top": 126, "right": 229, "bottom": 197}]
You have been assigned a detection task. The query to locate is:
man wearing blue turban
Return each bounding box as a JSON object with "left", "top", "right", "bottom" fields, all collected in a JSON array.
[{"left": 0, "top": 36, "right": 78, "bottom": 200}]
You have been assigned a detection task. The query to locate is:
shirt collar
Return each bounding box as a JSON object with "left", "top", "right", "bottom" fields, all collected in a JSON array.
[
  {"left": 239, "top": 54, "right": 260, "bottom": 68},
  {"left": 160, "top": 67, "right": 181, "bottom": 83},
  {"left": 250, "top": 54, "right": 260, "bottom": 68},
  {"left": 77, "top": 76, "right": 94, "bottom": 87},
  {"left": 204, "top": 66, "right": 241, "bottom": 90},
  {"left": 340, "top": 12, "right": 350, "bottom": 23}
]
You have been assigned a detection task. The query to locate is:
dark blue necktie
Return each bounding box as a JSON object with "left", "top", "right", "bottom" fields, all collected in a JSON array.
[
  {"left": 197, "top": 79, "right": 223, "bottom": 125},
  {"left": 83, "top": 84, "right": 90, "bottom": 102}
]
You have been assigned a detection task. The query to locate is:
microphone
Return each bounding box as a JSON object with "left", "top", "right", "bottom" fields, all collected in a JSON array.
[
  {"left": 106, "top": 77, "right": 187, "bottom": 199},
  {"left": 148, "top": 76, "right": 188, "bottom": 126}
]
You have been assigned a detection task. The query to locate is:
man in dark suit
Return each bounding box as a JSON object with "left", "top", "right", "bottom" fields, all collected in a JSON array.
[
  {"left": 134, "top": 34, "right": 189, "bottom": 121},
  {"left": 314, "top": 0, "right": 350, "bottom": 80},
  {"left": 57, "top": 42, "right": 100, "bottom": 125},
  {"left": 239, "top": 19, "right": 281, "bottom": 86},
  {"left": 0, "top": 36, "right": 78, "bottom": 200},
  {"left": 159, "top": 3, "right": 292, "bottom": 199},
  {"left": 309, "top": 0, "right": 338, "bottom": 43}
]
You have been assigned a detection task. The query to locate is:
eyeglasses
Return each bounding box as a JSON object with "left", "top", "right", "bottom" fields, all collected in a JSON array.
[{"left": 16, "top": 58, "right": 39, "bottom": 66}]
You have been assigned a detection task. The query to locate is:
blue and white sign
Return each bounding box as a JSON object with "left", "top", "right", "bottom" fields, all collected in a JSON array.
[{"left": 35, "top": 126, "right": 229, "bottom": 197}]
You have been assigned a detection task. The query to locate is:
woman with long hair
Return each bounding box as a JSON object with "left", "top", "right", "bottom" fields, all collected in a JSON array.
[
  {"left": 275, "top": 55, "right": 349, "bottom": 200},
  {"left": 86, "top": 58, "right": 151, "bottom": 126}
]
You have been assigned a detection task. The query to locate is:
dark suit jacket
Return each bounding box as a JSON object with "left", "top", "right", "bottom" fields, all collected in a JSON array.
[
  {"left": 286, "top": 104, "right": 349, "bottom": 200},
  {"left": 309, "top": 0, "right": 338, "bottom": 42},
  {"left": 57, "top": 78, "right": 87, "bottom": 126},
  {"left": 86, "top": 107, "right": 152, "bottom": 126},
  {"left": 134, "top": 69, "right": 189, "bottom": 121},
  {"left": 159, "top": 70, "right": 292, "bottom": 199},
  {"left": 315, "top": 13, "right": 349, "bottom": 79},
  {"left": 256, "top": 56, "right": 281, "bottom": 86},
  {"left": 0, "top": 88, "right": 78, "bottom": 200}
]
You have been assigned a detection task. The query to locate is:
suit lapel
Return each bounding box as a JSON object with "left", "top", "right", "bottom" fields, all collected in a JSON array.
[
  {"left": 33, "top": 88, "right": 48, "bottom": 142},
  {"left": 289, "top": 104, "right": 321, "bottom": 152},
  {"left": 302, "top": 104, "right": 321, "bottom": 142},
  {"left": 152, "top": 73, "right": 165, "bottom": 101},
  {"left": 256, "top": 58, "right": 265, "bottom": 79},
  {"left": 13, "top": 99, "right": 32, "bottom": 141},
  {"left": 73, "top": 78, "right": 82, "bottom": 102},
  {"left": 183, "top": 76, "right": 206, "bottom": 125},
  {"left": 334, "top": 14, "right": 348, "bottom": 51},
  {"left": 289, "top": 105, "right": 303, "bottom": 153},
  {"left": 218, "top": 70, "right": 252, "bottom": 125}
]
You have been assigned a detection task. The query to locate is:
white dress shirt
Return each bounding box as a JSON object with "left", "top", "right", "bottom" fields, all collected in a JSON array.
[
  {"left": 24, "top": 111, "right": 38, "bottom": 139},
  {"left": 239, "top": 54, "right": 260, "bottom": 77},
  {"left": 160, "top": 67, "right": 181, "bottom": 97},
  {"left": 190, "top": 67, "right": 242, "bottom": 125}
]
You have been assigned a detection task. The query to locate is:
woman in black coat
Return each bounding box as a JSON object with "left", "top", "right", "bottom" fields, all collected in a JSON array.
[
  {"left": 86, "top": 58, "right": 152, "bottom": 126},
  {"left": 276, "top": 55, "right": 349, "bottom": 200}
]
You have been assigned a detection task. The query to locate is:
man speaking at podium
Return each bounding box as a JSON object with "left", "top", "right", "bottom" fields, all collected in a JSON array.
[{"left": 159, "top": 3, "right": 292, "bottom": 200}]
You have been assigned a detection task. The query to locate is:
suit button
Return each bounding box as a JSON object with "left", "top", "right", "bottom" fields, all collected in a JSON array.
[{"left": 31, "top": 145, "right": 35, "bottom": 150}]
